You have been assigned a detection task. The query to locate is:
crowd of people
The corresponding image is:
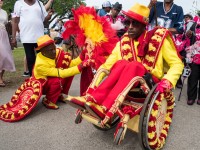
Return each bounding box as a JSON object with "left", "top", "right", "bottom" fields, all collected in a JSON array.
[
  {"left": 0, "top": 0, "right": 200, "bottom": 108},
  {"left": 0, "top": 1, "right": 199, "bottom": 149}
]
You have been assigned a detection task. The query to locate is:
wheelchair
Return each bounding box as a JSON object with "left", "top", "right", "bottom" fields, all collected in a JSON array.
[{"left": 66, "top": 68, "right": 175, "bottom": 150}]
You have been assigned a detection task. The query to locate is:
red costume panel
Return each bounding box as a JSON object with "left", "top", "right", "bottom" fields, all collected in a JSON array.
[
  {"left": 43, "top": 76, "right": 73, "bottom": 103},
  {"left": 89, "top": 60, "right": 146, "bottom": 110}
]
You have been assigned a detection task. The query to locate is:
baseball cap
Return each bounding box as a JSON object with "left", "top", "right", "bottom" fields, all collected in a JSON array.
[{"left": 102, "top": 1, "right": 111, "bottom": 8}]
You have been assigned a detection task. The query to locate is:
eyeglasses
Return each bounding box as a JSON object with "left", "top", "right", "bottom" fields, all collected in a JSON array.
[{"left": 123, "top": 19, "right": 140, "bottom": 27}]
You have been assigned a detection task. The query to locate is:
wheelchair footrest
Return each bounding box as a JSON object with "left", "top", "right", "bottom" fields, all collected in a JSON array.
[
  {"left": 75, "top": 110, "right": 83, "bottom": 124},
  {"left": 80, "top": 111, "right": 110, "bottom": 129}
]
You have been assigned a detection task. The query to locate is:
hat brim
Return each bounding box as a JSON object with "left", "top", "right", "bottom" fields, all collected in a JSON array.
[
  {"left": 35, "top": 40, "right": 55, "bottom": 50},
  {"left": 122, "top": 10, "right": 148, "bottom": 25},
  {"left": 184, "top": 14, "right": 193, "bottom": 19}
]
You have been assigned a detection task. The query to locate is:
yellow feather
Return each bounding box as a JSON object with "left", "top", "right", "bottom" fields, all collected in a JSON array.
[{"left": 79, "top": 14, "right": 108, "bottom": 45}]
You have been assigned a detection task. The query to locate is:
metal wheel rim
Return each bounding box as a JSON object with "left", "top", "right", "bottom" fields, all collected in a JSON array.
[{"left": 138, "top": 84, "right": 158, "bottom": 150}]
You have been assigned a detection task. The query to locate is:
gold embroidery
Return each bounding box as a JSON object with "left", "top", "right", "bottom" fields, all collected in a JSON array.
[{"left": 142, "top": 29, "right": 167, "bottom": 71}]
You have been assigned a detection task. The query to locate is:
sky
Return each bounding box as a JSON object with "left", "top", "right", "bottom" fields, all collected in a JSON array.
[{"left": 84, "top": 0, "right": 199, "bottom": 16}]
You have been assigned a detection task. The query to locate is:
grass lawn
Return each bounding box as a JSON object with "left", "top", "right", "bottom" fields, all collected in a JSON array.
[{"left": 3, "top": 47, "right": 27, "bottom": 89}]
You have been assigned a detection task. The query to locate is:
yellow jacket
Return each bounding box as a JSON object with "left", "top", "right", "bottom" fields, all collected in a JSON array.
[
  {"left": 33, "top": 48, "right": 82, "bottom": 79},
  {"left": 98, "top": 29, "right": 184, "bottom": 87}
]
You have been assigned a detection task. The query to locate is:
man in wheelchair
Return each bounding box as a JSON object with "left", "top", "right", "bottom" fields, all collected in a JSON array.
[{"left": 67, "top": 3, "right": 184, "bottom": 125}]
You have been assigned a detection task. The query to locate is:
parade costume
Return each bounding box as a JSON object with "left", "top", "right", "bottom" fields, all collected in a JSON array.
[
  {"left": 34, "top": 35, "right": 84, "bottom": 109},
  {"left": 64, "top": 3, "right": 184, "bottom": 149},
  {"left": 34, "top": 48, "right": 81, "bottom": 109},
  {"left": 62, "top": 6, "right": 118, "bottom": 95},
  {"left": 175, "top": 20, "right": 196, "bottom": 54},
  {"left": 0, "top": 35, "right": 84, "bottom": 122},
  {"left": 185, "top": 41, "right": 200, "bottom": 105},
  {"left": 67, "top": 3, "right": 184, "bottom": 120},
  {"left": 193, "top": 15, "right": 200, "bottom": 41}
]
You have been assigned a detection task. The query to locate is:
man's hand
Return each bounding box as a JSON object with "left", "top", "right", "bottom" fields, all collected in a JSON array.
[
  {"left": 77, "top": 57, "right": 95, "bottom": 72},
  {"left": 81, "top": 57, "right": 95, "bottom": 68},
  {"left": 44, "top": 9, "right": 54, "bottom": 22},
  {"left": 168, "top": 28, "right": 179, "bottom": 35},
  {"left": 11, "top": 38, "right": 17, "bottom": 49},
  {"left": 156, "top": 79, "right": 173, "bottom": 93},
  {"left": 47, "top": 9, "right": 54, "bottom": 18},
  {"left": 186, "top": 30, "right": 193, "bottom": 38}
]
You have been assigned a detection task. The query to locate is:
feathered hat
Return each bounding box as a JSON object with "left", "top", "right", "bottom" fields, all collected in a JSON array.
[{"left": 62, "top": 6, "right": 118, "bottom": 69}]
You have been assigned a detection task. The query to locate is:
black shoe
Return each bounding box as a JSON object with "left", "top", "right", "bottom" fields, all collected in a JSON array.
[
  {"left": 22, "top": 72, "right": 30, "bottom": 77},
  {"left": 187, "top": 100, "right": 195, "bottom": 105},
  {"left": 197, "top": 100, "right": 200, "bottom": 105}
]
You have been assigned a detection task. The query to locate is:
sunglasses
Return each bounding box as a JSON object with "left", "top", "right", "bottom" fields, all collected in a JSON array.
[{"left": 123, "top": 19, "right": 140, "bottom": 27}]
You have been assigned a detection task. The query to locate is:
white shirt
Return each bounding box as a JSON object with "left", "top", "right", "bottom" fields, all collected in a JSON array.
[{"left": 13, "top": 0, "right": 48, "bottom": 43}]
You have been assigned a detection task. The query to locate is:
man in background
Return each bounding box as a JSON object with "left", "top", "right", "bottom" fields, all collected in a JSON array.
[
  {"left": 148, "top": 0, "right": 184, "bottom": 88},
  {"left": 148, "top": 0, "right": 184, "bottom": 34},
  {"left": 105, "top": 2, "right": 126, "bottom": 38},
  {"left": 97, "top": 1, "right": 112, "bottom": 17}
]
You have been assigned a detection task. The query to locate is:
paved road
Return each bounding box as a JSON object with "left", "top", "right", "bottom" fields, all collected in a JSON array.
[{"left": 0, "top": 75, "right": 200, "bottom": 150}]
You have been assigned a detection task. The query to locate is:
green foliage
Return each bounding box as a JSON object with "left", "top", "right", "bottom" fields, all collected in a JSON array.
[
  {"left": 3, "top": 0, "right": 86, "bottom": 18},
  {"left": 42, "top": 0, "right": 86, "bottom": 18},
  {"left": 2, "top": 0, "right": 16, "bottom": 13}
]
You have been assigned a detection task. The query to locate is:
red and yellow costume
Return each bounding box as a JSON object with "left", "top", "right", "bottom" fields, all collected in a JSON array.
[
  {"left": 87, "top": 27, "right": 184, "bottom": 111},
  {"left": 33, "top": 47, "right": 82, "bottom": 105},
  {"left": 62, "top": 6, "right": 118, "bottom": 95},
  {"left": 0, "top": 35, "right": 84, "bottom": 122},
  {"left": 65, "top": 3, "right": 184, "bottom": 149},
  {"left": 0, "top": 4, "right": 119, "bottom": 121},
  {"left": 67, "top": 3, "right": 184, "bottom": 119}
]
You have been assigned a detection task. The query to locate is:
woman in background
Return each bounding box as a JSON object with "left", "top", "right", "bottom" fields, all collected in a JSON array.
[{"left": 0, "top": 0, "right": 16, "bottom": 87}]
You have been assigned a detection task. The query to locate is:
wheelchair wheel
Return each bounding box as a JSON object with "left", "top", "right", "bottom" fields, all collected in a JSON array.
[
  {"left": 138, "top": 84, "right": 157, "bottom": 150},
  {"left": 93, "top": 116, "right": 120, "bottom": 131},
  {"left": 139, "top": 85, "right": 175, "bottom": 150},
  {"left": 114, "top": 127, "right": 124, "bottom": 145}
]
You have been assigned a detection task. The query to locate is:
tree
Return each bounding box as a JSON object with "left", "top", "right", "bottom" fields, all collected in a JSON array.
[
  {"left": 3, "top": 0, "right": 86, "bottom": 20},
  {"left": 2, "top": 0, "right": 16, "bottom": 14}
]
